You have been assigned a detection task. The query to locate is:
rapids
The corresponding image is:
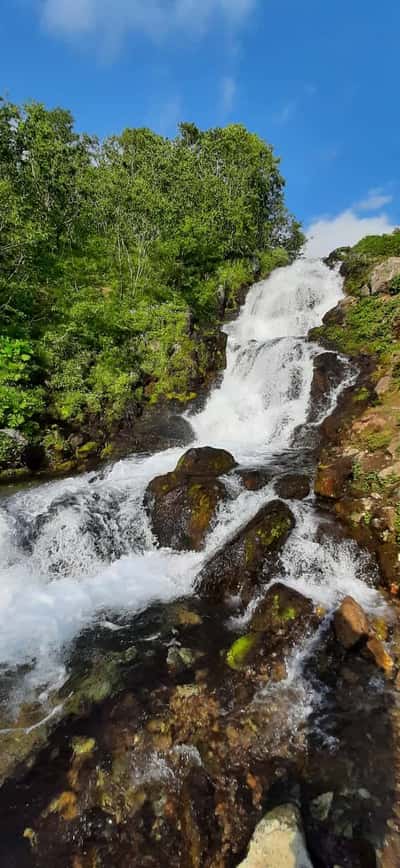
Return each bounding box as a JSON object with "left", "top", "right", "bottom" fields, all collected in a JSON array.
[{"left": 0, "top": 259, "right": 383, "bottom": 694}]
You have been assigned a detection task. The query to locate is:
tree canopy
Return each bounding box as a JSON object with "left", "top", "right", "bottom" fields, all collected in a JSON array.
[{"left": 0, "top": 99, "right": 303, "bottom": 469}]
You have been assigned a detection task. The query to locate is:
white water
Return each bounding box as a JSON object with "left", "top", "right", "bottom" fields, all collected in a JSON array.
[{"left": 0, "top": 259, "right": 383, "bottom": 690}]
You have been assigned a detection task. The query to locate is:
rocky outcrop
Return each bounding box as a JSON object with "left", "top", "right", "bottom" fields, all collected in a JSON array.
[
  {"left": 196, "top": 501, "right": 295, "bottom": 603},
  {"left": 237, "top": 804, "right": 313, "bottom": 868},
  {"left": 370, "top": 257, "right": 400, "bottom": 294},
  {"left": 144, "top": 447, "right": 237, "bottom": 551}
]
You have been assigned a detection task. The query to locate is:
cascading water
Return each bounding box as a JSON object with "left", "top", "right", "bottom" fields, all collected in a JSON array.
[{"left": 0, "top": 259, "right": 384, "bottom": 694}]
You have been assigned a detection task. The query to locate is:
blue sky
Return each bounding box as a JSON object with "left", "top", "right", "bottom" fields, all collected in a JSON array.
[{"left": 2, "top": 0, "right": 399, "bottom": 254}]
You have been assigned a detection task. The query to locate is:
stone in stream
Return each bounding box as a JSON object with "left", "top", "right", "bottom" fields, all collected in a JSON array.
[
  {"left": 237, "top": 468, "right": 272, "bottom": 491},
  {"left": 196, "top": 501, "right": 295, "bottom": 604},
  {"left": 275, "top": 473, "right": 310, "bottom": 500},
  {"left": 333, "top": 596, "right": 370, "bottom": 649},
  {"left": 225, "top": 582, "right": 317, "bottom": 675},
  {"left": 144, "top": 446, "right": 237, "bottom": 551},
  {"left": 237, "top": 804, "right": 313, "bottom": 868}
]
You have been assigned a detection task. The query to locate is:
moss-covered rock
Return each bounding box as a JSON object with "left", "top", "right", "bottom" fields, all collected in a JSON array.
[
  {"left": 144, "top": 447, "right": 237, "bottom": 551},
  {"left": 196, "top": 500, "right": 295, "bottom": 603}
]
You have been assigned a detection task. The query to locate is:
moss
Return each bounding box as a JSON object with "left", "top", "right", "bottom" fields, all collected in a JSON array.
[
  {"left": 72, "top": 737, "right": 96, "bottom": 757},
  {"left": 354, "top": 387, "right": 370, "bottom": 402},
  {"left": 245, "top": 517, "right": 291, "bottom": 565},
  {"left": 76, "top": 441, "right": 99, "bottom": 458},
  {"left": 226, "top": 634, "right": 257, "bottom": 670},
  {"left": 45, "top": 790, "right": 78, "bottom": 821},
  {"left": 359, "top": 429, "right": 392, "bottom": 452}
]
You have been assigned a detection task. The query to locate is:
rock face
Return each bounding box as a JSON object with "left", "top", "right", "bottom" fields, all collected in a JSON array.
[
  {"left": 333, "top": 596, "right": 370, "bottom": 649},
  {"left": 275, "top": 474, "right": 310, "bottom": 500},
  {"left": 144, "top": 447, "right": 236, "bottom": 551},
  {"left": 237, "top": 804, "right": 313, "bottom": 868},
  {"left": 196, "top": 500, "right": 295, "bottom": 603},
  {"left": 370, "top": 257, "right": 400, "bottom": 294}
]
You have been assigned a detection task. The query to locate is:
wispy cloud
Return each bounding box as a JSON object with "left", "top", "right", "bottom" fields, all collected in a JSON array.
[
  {"left": 306, "top": 208, "right": 396, "bottom": 258},
  {"left": 356, "top": 187, "right": 393, "bottom": 212},
  {"left": 220, "top": 75, "right": 236, "bottom": 114},
  {"left": 272, "top": 100, "right": 297, "bottom": 125},
  {"left": 40, "top": 0, "right": 256, "bottom": 51}
]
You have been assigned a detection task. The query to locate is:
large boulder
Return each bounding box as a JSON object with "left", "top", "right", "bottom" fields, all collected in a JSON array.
[
  {"left": 370, "top": 257, "right": 400, "bottom": 294},
  {"left": 333, "top": 596, "right": 370, "bottom": 649},
  {"left": 237, "top": 804, "right": 313, "bottom": 868},
  {"left": 144, "top": 447, "right": 237, "bottom": 551},
  {"left": 196, "top": 500, "right": 295, "bottom": 603}
]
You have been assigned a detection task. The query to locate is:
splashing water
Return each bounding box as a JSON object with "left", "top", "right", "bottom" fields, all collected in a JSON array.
[{"left": 0, "top": 259, "right": 382, "bottom": 687}]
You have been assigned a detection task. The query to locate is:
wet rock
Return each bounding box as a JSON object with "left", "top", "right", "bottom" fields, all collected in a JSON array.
[
  {"left": 309, "top": 352, "right": 348, "bottom": 422},
  {"left": 315, "top": 456, "right": 354, "bottom": 499},
  {"left": 176, "top": 446, "right": 237, "bottom": 477},
  {"left": 370, "top": 257, "right": 400, "bottom": 294},
  {"left": 333, "top": 597, "right": 370, "bottom": 650},
  {"left": 321, "top": 295, "right": 356, "bottom": 327},
  {"left": 310, "top": 791, "right": 334, "bottom": 823},
  {"left": 275, "top": 474, "right": 310, "bottom": 500},
  {"left": 196, "top": 501, "right": 295, "bottom": 603},
  {"left": 237, "top": 804, "right": 313, "bottom": 868},
  {"left": 225, "top": 584, "right": 317, "bottom": 676},
  {"left": 362, "top": 637, "right": 394, "bottom": 674},
  {"left": 238, "top": 468, "right": 272, "bottom": 491},
  {"left": 144, "top": 447, "right": 236, "bottom": 551}
]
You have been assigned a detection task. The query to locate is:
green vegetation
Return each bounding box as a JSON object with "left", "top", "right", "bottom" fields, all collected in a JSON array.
[
  {"left": 226, "top": 634, "right": 257, "bottom": 670},
  {"left": 0, "top": 101, "right": 303, "bottom": 472}
]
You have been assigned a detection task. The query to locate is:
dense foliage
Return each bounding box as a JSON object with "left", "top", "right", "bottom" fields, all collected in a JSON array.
[{"left": 0, "top": 100, "right": 303, "bottom": 471}]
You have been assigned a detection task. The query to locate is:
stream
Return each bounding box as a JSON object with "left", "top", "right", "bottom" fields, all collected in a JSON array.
[{"left": 0, "top": 259, "right": 395, "bottom": 867}]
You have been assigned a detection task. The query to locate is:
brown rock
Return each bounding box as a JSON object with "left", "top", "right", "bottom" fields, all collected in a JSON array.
[
  {"left": 275, "top": 474, "right": 310, "bottom": 500},
  {"left": 363, "top": 637, "right": 394, "bottom": 674},
  {"left": 238, "top": 469, "right": 272, "bottom": 491},
  {"left": 333, "top": 596, "right": 370, "bottom": 649},
  {"left": 315, "top": 456, "right": 354, "bottom": 499}
]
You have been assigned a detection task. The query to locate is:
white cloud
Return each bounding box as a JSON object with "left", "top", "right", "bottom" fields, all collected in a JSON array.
[
  {"left": 272, "top": 100, "right": 296, "bottom": 125},
  {"left": 356, "top": 187, "right": 393, "bottom": 212},
  {"left": 305, "top": 209, "right": 396, "bottom": 258},
  {"left": 40, "top": 0, "right": 255, "bottom": 48},
  {"left": 220, "top": 75, "right": 236, "bottom": 113}
]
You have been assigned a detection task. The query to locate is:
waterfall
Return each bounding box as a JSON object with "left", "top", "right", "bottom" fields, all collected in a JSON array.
[{"left": 0, "top": 259, "right": 383, "bottom": 688}]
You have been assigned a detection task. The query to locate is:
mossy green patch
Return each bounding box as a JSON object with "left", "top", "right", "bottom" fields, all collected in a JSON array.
[{"left": 226, "top": 634, "right": 257, "bottom": 670}]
